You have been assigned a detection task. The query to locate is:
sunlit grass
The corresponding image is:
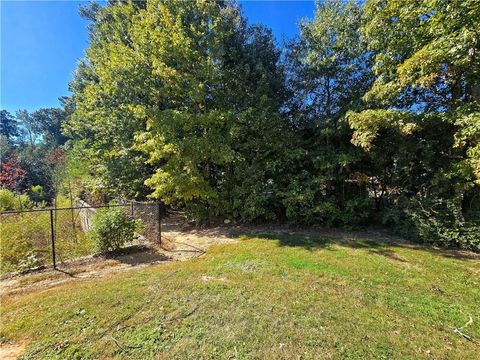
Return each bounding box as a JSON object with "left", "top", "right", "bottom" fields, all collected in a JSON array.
[{"left": 1, "top": 234, "right": 479, "bottom": 359}]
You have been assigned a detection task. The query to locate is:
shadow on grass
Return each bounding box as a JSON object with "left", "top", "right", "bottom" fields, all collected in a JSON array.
[{"left": 228, "top": 228, "right": 479, "bottom": 263}]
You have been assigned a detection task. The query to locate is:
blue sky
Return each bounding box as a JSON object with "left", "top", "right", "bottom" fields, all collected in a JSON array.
[{"left": 1, "top": 1, "right": 315, "bottom": 113}]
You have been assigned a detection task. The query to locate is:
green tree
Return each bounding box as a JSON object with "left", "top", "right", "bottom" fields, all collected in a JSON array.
[
  {"left": 15, "top": 110, "right": 37, "bottom": 146},
  {"left": 68, "top": 0, "right": 289, "bottom": 222},
  {"left": 347, "top": 0, "right": 480, "bottom": 248},
  {"left": 283, "top": 0, "right": 374, "bottom": 225},
  {"left": 31, "top": 107, "right": 68, "bottom": 148},
  {"left": 0, "top": 110, "right": 19, "bottom": 145},
  {"left": 66, "top": 0, "right": 151, "bottom": 200}
]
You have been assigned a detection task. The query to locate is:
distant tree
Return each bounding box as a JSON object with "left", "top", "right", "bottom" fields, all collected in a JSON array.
[
  {"left": 15, "top": 110, "right": 37, "bottom": 146},
  {"left": 0, "top": 152, "right": 28, "bottom": 192},
  {"left": 31, "top": 108, "right": 68, "bottom": 147},
  {"left": 0, "top": 110, "right": 19, "bottom": 145},
  {"left": 0, "top": 135, "right": 12, "bottom": 163}
]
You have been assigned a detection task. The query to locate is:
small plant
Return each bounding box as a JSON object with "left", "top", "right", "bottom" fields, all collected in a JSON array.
[
  {"left": 28, "top": 185, "right": 47, "bottom": 203},
  {"left": 90, "top": 207, "right": 141, "bottom": 254},
  {"left": 0, "top": 188, "right": 34, "bottom": 211},
  {"left": 18, "top": 252, "right": 41, "bottom": 273}
]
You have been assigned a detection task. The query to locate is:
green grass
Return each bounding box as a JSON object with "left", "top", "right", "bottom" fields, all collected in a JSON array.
[{"left": 1, "top": 234, "right": 479, "bottom": 359}]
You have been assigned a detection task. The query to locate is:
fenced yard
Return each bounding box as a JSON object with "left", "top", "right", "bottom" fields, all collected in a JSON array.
[{"left": 0, "top": 201, "right": 162, "bottom": 274}]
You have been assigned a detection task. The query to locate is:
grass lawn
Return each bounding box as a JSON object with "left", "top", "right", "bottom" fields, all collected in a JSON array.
[{"left": 1, "top": 233, "right": 479, "bottom": 359}]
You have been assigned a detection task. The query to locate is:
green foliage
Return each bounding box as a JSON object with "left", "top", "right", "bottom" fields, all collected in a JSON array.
[
  {"left": 383, "top": 197, "right": 480, "bottom": 251},
  {"left": 453, "top": 107, "right": 480, "bottom": 184},
  {"left": 282, "top": 0, "right": 374, "bottom": 227},
  {"left": 62, "top": 0, "right": 478, "bottom": 250},
  {"left": 345, "top": 0, "right": 480, "bottom": 249},
  {"left": 0, "top": 196, "right": 93, "bottom": 273},
  {"left": 0, "top": 189, "right": 16, "bottom": 211},
  {"left": 90, "top": 207, "right": 141, "bottom": 253},
  {"left": 68, "top": 0, "right": 288, "bottom": 221},
  {"left": 28, "top": 185, "right": 47, "bottom": 203},
  {"left": 0, "top": 110, "right": 19, "bottom": 144},
  {"left": 30, "top": 107, "right": 69, "bottom": 148},
  {"left": 0, "top": 189, "right": 35, "bottom": 211}
]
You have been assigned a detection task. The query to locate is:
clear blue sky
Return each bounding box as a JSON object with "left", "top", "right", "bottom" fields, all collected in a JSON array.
[{"left": 1, "top": 1, "right": 315, "bottom": 113}]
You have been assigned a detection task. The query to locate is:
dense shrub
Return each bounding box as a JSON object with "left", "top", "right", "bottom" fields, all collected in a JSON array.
[
  {"left": 383, "top": 198, "right": 480, "bottom": 252},
  {"left": 90, "top": 207, "right": 141, "bottom": 253},
  {"left": 340, "top": 197, "right": 375, "bottom": 227}
]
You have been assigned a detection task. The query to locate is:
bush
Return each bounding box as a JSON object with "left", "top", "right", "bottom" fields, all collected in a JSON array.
[
  {"left": 17, "top": 193, "right": 33, "bottom": 210},
  {"left": 0, "top": 188, "right": 16, "bottom": 211},
  {"left": 340, "top": 196, "right": 375, "bottom": 227},
  {"left": 28, "top": 185, "right": 47, "bottom": 203},
  {"left": 383, "top": 197, "right": 480, "bottom": 252},
  {"left": 90, "top": 207, "right": 141, "bottom": 253},
  {"left": 0, "top": 188, "right": 34, "bottom": 211}
]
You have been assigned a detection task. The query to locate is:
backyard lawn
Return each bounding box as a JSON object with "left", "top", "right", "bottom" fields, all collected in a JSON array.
[{"left": 1, "top": 233, "right": 479, "bottom": 359}]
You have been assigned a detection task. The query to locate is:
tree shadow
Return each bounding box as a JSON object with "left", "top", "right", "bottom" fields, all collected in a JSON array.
[
  {"left": 160, "top": 213, "right": 479, "bottom": 262},
  {"left": 104, "top": 245, "right": 171, "bottom": 266},
  {"left": 228, "top": 228, "right": 479, "bottom": 263}
]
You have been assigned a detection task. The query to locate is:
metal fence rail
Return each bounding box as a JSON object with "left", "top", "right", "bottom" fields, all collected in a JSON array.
[{"left": 0, "top": 201, "right": 162, "bottom": 273}]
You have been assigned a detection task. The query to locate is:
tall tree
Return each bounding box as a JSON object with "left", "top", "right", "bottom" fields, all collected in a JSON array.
[
  {"left": 31, "top": 107, "right": 69, "bottom": 148},
  {"left": 15, "top": 110, "right": 37, "bottom": 146},
  {"left": 347, "top": 0, "right": 480, "bottom": 248},
  {"left": 66, "top": 0, "right": 151, "bottom": 200},
  {"left": 283, "top": 0, "right": 374, "bottom": 225},
  {"left": 68, "top": 0, "right": 289, "bottom": 222}
]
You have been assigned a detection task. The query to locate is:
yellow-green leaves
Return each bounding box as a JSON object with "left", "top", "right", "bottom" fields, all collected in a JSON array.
[
  {"left": 348, "top": 109, "right": 417, "bottom": 150},
  {"left": 454, "top": 110, "right": 480, "bottom": 184}
]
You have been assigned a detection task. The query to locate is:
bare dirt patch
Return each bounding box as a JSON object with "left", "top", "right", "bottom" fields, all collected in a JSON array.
[{"left": 0, "top": 342, "right": 26, "bottom": 360}]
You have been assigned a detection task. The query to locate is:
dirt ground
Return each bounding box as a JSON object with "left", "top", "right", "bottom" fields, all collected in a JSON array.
[
  {"left": 0, "top": 342, "right": 27, "bottom": 360},
  {"left": 0, "top": 214, "right": 238, "bottom": 296}
]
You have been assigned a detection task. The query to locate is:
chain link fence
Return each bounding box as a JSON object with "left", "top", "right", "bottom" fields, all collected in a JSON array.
[{"left": 0, "top": 201, "right": 163, "bottom": 274}]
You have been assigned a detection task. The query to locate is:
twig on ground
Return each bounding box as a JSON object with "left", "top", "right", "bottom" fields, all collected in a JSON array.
[
  {"left": 453, "top": 328, "right": 478, "bottom": 344},
  {"left": 453, "top": 316, "right": 479, "bottom": 344},
  {"left": 167, "top": 304, "right": 199, "bottom": 323},
  {"left": 109, "top": 335, "right": 141, "bottom": 351}
]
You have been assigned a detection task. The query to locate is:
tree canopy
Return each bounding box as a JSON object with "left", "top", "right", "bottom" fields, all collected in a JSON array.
[{"left": 5, "top": 0, "right": 476, "bottom": 250}]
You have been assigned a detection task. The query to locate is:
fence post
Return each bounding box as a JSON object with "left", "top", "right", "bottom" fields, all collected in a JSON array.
[
  {"left": 131, "top": 201, "right": 134, "bottom": 217},
  {"left": 157, "top": 202, "right": 162, "bottom": 245},
  {"left": 50, "top": 209, "right": 56, "bottom": 269}
]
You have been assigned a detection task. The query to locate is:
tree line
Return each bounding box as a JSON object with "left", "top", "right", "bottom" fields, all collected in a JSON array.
[{"left": 2, "top": 0, "right": 479, "bottom": 250}]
